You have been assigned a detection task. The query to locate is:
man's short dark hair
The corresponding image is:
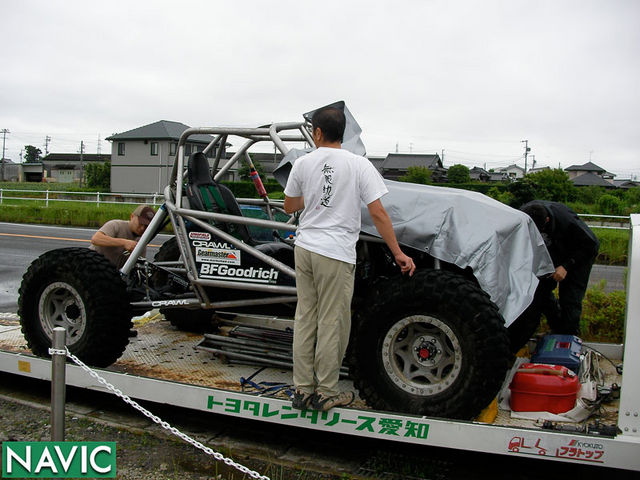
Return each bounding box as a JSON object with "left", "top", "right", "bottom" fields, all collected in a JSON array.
[
  {"left": 521, "top": 202, "right": 548, "bottom": 231},
  {"left": 311, "top": 107, "right": 346, "bottom": 143}
]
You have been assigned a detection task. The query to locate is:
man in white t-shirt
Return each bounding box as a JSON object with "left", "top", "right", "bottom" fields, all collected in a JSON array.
[{"left": 284, "top": 107, "right": 415, "bottom": 411}]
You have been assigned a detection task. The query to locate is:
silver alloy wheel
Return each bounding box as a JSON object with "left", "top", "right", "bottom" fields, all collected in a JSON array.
[
  {"left": 38, "top": 282, "right": 87, "bottom": 346},
  {"left": 381, "top": 315, "right": 462, "bottom": 396}
]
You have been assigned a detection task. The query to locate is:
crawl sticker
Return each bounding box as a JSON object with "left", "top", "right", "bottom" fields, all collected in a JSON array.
[
  {"left": 199, "top": 264, "right": 279, "bottom": 283},
  {"left": 196, "top": 247, "right": 241, "bottom": 265}
]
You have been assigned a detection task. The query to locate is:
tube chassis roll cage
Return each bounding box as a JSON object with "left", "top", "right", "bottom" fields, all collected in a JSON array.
[{"left": 121, "top": 121, "right": 383, "bottom": 311}]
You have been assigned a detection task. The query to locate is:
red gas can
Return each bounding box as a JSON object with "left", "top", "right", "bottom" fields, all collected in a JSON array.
[{"left": 509, "top": 363, "right": 581, "bottom": 414}]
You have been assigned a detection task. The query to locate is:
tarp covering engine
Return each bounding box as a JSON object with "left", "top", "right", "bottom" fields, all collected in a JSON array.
[{"left": 274, "top": 102, "right": 554, "bottom": 326}]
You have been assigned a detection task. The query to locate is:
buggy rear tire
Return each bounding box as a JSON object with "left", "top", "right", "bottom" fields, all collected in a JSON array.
[
  {"left": 18, "top": 248, "right": 132, "bottom": 368},
  {"left": 153, "top": 237, "right": 214, "bottom": 332},
  {"left": 348, "top": 269, "right": 510, "bottom": 420}
]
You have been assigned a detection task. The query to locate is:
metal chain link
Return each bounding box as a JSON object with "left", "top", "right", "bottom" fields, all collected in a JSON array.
[{"left": 56, "top": 347, "right": 270, "bottom": 480}]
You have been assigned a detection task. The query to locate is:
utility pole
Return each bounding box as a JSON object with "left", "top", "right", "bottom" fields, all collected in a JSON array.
[
  {"left": 44, "top": 136, "right": 51, "bottom": 156},
  {"left": 97, "top": 135, "right": 101, "bottom": 155},
  {"left": 79, "top": 141, "right": 85, "bottom": 187},
  {"left": 441, "top": 149, "right": 445, "bottom": 166},
  {"left": 521, "top": 139, "right": 530, "bottom": 175},
  {"left": 1, "top": 129, "right": 9, "bottom": 182}
]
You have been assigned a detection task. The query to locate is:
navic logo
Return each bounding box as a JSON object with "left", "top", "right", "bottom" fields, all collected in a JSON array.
[{"left": 2, "top": 442, "right": 116, "bottom": 478}]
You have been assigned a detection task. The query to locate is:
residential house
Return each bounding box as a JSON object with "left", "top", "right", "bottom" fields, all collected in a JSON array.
[
  {"left": 42, "top": 153, "right": 110, "bottom": 183},
  {"left": 107, "top": 120, "right": 221, "bottom": 193},
  {"left": 612, "top": 179, "right": 640, "bottom": 189},
  {"left": 565, "top": 161, "right": 614, "bottom": 180},
  {"left": 571, "top": 172, "right": 615, "bottom": 188},
  {"left": 488, "top": 171, "right": 508, "bottom": 182},
  {"left": 469, "top": 167, "right": 490, "bottom": 182},
  {"left": 380, "top": 153, "right": 446, "bottom": 182},
  {"left": 499, "top": 164, "right": 525, "bottom": 181}
]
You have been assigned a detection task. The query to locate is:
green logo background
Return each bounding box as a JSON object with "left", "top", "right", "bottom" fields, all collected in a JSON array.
[{"left": 2, "top": 442, "right": 116, "bottom": 478}]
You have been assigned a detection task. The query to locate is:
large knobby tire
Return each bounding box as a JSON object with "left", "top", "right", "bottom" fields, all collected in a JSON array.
[
  {"left": 153, "top": 237, "right": 214, "bottom": 332},
  {"left": 348, "top": 269, "right": 511, "bottom": 420},
  {"left": 18, "top": 248, "right": 132, "bottom": 368}
]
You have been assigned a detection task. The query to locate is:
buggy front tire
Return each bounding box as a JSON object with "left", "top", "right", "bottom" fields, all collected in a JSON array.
[{"left": 18, "top": 248, "right": 132, "bottom": 367}]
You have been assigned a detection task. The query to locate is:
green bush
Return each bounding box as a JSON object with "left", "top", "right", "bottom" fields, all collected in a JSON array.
[
  {"left": 486, "top": 186, "right": 514, "bottom": 205},
  {"left": 580, "top": 281, "right": 626, "bottom": 343},
  {"left": 399, "top": 166, "right": 432, "bottom": 184},
  {"left": 447, "top": 164, "right": 470, "bottom": 183},
  {"left": 597, "top": 194, "right": 624, "bottom": 215},
  {"left": 575, "top": 186, "right": 605, "bottom": 205}
]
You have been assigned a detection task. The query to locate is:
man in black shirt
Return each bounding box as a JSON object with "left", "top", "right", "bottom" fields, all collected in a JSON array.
[{"left": 521, "top": 200, "right": 599, "bottom": 336}]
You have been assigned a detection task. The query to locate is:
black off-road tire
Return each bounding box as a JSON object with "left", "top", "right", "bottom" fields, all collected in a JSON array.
[
  {"left": 348, "top": 269, "right": 511, "bottom": 420},
  {"left": 18, "top": 248, "right": 132, "bottom": 368},
  {"left": 153, "top": 237, "right": 214, "bottom": 332}
]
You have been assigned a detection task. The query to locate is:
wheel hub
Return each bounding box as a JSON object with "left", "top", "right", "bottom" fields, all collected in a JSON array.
[
  {"left": 381, "top": 315, "right": 462, "bottom": 396},
  {"left": 414, "top": 337, "right": 440, "bottom": 365},
  {"left": 38, "top": 282, "right": 87, "bottom": 346}
]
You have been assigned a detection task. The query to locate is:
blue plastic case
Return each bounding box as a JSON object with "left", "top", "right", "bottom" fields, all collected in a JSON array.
[{"left": 531, "top": 334, "right": 583, "bottom": 373}]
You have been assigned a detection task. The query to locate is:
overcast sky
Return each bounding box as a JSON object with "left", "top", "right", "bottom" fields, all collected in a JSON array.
[{"left": 2, "top": 0, "right": 638, "bottom": 179}]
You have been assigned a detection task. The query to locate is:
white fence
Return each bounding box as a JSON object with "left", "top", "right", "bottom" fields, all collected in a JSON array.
[
  {"left": 0, "top": 188, "right": 162, "bottom": 208},
  {"left": 0, "top": 188, "right": 631, "bottom": 229}
]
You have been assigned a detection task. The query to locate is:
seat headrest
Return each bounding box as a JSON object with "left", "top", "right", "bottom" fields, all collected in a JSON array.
[{"left": 188, "top": 152, "right": 214, "bottom": 187}]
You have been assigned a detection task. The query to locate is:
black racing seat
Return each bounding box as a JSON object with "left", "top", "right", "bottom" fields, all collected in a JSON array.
[
  {"left": 185, "top": 152, "right": 294, "bottom": 268},
  {"left": 186, "top": 151, "right": 255, "bottom": 245}
]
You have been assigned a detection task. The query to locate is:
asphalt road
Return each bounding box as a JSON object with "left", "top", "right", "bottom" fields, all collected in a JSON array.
[{"left": 0, "top": 222, "right": 171, "bottom": 312}]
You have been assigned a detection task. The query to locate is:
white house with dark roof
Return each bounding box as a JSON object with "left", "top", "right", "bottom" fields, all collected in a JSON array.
[
  {"left": 106, "top": 120, "right": 222, "bottom": 193},
  {"left": 499, "top": 164, "right": 525, "bottom": 181}
]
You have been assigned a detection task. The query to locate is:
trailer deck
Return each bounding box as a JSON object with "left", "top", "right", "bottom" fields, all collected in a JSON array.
[{"left": 0, "top": 307, "right": 637, "bottom": 471}]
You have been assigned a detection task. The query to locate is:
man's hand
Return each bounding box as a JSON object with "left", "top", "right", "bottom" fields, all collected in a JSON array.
[
  {"left": 552, "top": 265, "right": 567, "bottom": 282},
  {"left": 122, "top": 239, "right": 138, "bottom": 252},
  {"left": 367, "top": 200, "right": 416, "bottom": 277},
  {"left": 395, "top": 252, "right": 416, "bottom": 276}
]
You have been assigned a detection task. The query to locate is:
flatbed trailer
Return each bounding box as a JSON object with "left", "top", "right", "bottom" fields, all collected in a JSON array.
[{"left": 0, "top": 216, "right": 638, "bottom": 471}]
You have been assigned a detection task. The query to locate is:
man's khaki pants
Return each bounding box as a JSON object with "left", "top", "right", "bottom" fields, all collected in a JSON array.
[{"left": 293, "top": 246, "right": 355, "bottom": 397}]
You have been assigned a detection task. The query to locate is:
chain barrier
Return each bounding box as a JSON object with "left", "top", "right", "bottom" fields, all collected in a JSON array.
[{"left": 49, "top": 347, "right": 270, "bottom": 480}]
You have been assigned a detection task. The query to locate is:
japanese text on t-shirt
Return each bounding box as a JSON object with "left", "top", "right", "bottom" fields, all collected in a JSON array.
[{"left": 320, "top": 163, "right": 334, "bottom": 207}]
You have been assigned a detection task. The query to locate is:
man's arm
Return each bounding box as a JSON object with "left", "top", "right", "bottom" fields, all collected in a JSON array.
[
  {"left": 91, "top": 230, "right": 137, "bottom": 252},
  {"left": 284, "top": 195, "right": 304, "bottom": 214},
  {"left": 367, "top": 199, "right": 416, "bottom": 276}
]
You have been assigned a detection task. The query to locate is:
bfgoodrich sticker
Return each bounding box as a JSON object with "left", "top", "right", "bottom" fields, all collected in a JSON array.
[{"left": 200, "top": 264, "right": 279, "bottom": 283}]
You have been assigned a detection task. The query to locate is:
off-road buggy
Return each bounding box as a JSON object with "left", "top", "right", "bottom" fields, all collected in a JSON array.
[{"left": 18, "top": 102, "right": 554, "bottom": 420}]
